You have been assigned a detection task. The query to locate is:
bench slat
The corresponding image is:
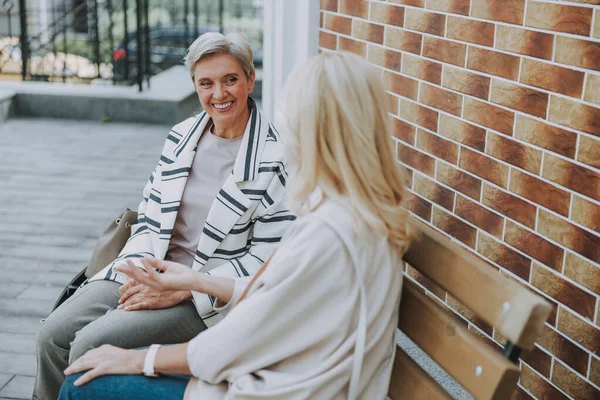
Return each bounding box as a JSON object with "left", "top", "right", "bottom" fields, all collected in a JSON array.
[
  {"left": 388, "top": 346, "right": 451, "bottom": 400},
  {"left": 398, "top": 280, "right": 521, "bottom": 400},
  {"left": 403, "top": 220, "right": 551, "bottom": 350}
]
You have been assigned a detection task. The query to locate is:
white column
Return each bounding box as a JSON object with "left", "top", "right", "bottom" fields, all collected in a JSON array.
[{"left": 261, "top": 0, "right": 320, "bottom": 120}]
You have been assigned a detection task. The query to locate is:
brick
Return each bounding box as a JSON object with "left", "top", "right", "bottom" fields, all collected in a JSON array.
[
  {"left": 319, "top": 31, "right": 337, "bottom": 50},
  {"left": 467, "top": 47, "right": 520, "bottom": 81},
  {"left": 340, "top": 37, "right": 367, "bottom": 57},
  {"left": 370, "top": 45, "right": 402, "bottom": 72},
  {"left": 370, "top": 2, "right": 405, "bottom": 27},
  {"left": 416, "top": 129, "right": 459, "bottom": 164},
  {"left": 536, "top": 262, "right": 598, "bottom": 326},
  {"left": 340, "top": 0, "right": 369, "bottom": 18},
  {"left": 552, "top": 362, "right": 598, "bottom": 400},
  {"left": 578, "top": 135, "right": 600, "bottom": 169},
  {"left": 572, "top": 196, "right": 600, "bottom": 234},
  {"left": 521, "top": 346, "right": 552, "bottom": 379},
  {"left": 520, "top": 59, "right": 585, "bottom": 99},
  {"left": 459, "top": 147, "right": 509, "bottom": 187},
  {"left": 414, "top": 173, "right": 455, "bottom": 211},
  {"left": 490, "top": 80, "right": 548, "bottom": 119},
  {"left": 405, "top": 9, "right": 446, "bottom": 36},
  {"left": 391, "top": 117, "right": 415, "bottom": 144},
  {"left": 584, "top": 73, "right": 600, "bottom": 106},
  {"left": 519, "top": 363, "right": 569, "bottom": 400},
  {"left": 422, "top": 36, "right": 467, "bottom": 67},
  {"left": 397, "top": 142, "right": 436, "bottom": 177},
  {"left": 325, "top": 14, "right": 352, "bottom": 35},
  {"left": 406, "top": 263, "right": 445, "bottom": 298},
  {"left": 384, "top": 71, "right": 418, "bottom": 100},
  {"left": 442, "top": 66, "right": 490, "bottom": 100},
  {"left": 592, "top": 357, "right": 600, "bottom": 390},
  {"left": 400, "top": 99, "right": 438, "bottom": 132},
  {"left": 385, "top": 27, "right": 423, "bottom": 55},
  {"left": 447, "top": 295, "right": 493, "bottom": 335},
  {"left": 483, "top": 184, "right": 537, "bottom": 228},
  {"left": 543, "top": 154, "right": 600, "bottom": 202},
  {"left": 486, "top": 133, "right": 542, "bottom": 174},
  {"left": 388, "top": 93, "right": 399, "bottom": 114},
  {"left": 555, "top": 36, "right": 600, "bottom": 72},
  {"left": 505, "top": 221, "right": 564, "bottom": 271},
  {"left": 446, "top": 16, "right": 495, "bottom": 47},
  {"left": 320, "top": 0, "right": 337, "bottom": 12},
  {"left": 353, "top": 20, "right": 385, "bottom": 44},
  {"left": 495, "top": 25, "right": 553, "bottom": 61},
  {"left": 478, "top": 233, "right": 532, "bottom": 280},
  {"left": 463, "top": 97, "right": 515, "bottom": 136},
  {"left": 509, "top": 169, "right": 570, "bottom": 217},
  {"left": 438, "top": 114, "right": 486, "bottom": 151},
  {"left": 405, "top": 191, "right": 433, "bottom": 221},
  {"left": 471, "top": 0, "right": 526, "bottom": 25},
  {"left": 538, "top": 209, "right": 600, "bottom": 265},
  {"left": 401, "top": 54, "right": 442, "bottom": 84},
  {"left": 533, "top": 308, "right": 588, "bottom": 375},
  {"left": 432, "top": 207, "right": 477, "bottom": 248},
  {"left": 510, "top": 387, "right": 535, "bottom": 400},
  {"left": 564, "top": 252, "right": 600, "bottom": 296},
  {"left": 525, "top": 2, "right": 592, "bottom": 37},
  {"left": 595, "top": 10, "right": 600, "bottom": 39},
  {"left": 419, "top": 83, "right": 462, "bottom": 117},
  {"left": 437, "top": 162, "right": 482, "bottom": 200},
  {"left": 390, "top": 0, "right": 424, "bottom": 6},
  {"left": 426, "top": 0, "right": 470, "bottom": 16},
  {"left": 514, "top": 115, "right": 577, "bottom": 159},
  {"left": 558, "top": 308, "right": 600, "bottom": 354}
]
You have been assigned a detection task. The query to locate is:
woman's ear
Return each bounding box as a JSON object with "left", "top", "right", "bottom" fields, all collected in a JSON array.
[{"left": 248, "top": 72, "right": 256, "bottom": 93}]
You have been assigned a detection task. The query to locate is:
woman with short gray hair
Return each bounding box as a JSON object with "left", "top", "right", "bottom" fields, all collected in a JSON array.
[{"left": 33, "top": 32, "right": 294, "bottom": 400}]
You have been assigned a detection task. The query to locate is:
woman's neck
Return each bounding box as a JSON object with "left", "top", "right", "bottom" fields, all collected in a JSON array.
[{"left": 211, "top": 105, "right": 250, "bottom": 139}]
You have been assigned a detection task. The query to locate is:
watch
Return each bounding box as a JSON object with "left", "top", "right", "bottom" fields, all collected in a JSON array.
[{"left": 142, "top": 344, "right": 162, "bottom": 377}]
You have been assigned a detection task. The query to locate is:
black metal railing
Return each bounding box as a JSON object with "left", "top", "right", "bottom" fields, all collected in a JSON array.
[{"left": 0, "top": 0, "right": 263, "bottom": 91}]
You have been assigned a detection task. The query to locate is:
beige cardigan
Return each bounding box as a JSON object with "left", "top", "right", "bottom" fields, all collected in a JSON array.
[{"left": 186, "top": 192, "right": 404, "bottom": 399}]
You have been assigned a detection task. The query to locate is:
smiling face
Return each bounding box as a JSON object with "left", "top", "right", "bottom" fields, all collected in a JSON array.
[{"left": 193, "top": 53, "right": 255, "bottom": 131}]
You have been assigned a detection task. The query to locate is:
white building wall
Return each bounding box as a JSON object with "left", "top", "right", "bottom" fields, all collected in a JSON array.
[{"left": 261, "top": 0, "right": 319, "bottom": 121}]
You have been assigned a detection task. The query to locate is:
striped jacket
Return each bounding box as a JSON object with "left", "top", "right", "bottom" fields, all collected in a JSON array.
[{"left": 90, "top": 99, "right": 295, "bottom": 326}]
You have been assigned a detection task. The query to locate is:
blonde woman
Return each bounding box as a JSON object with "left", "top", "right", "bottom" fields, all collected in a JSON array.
[{"left": 59, "top": 51, "right": 413, "bottom": 400}]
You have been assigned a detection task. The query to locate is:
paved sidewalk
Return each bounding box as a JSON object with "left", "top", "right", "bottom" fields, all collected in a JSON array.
[{"left": 0, "top": 118, "right": 169, "bottom": 399}]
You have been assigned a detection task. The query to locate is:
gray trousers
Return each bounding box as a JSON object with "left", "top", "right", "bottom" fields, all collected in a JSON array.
[{"left": 33, "top": 280, "right": 207, "bottom": 400}]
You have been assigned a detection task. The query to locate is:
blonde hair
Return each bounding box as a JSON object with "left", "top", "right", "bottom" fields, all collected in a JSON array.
[
  {"left": 278, "top": 51, "right": 413, "bottom": 251},
  {"left": 184, "top": 32, "right": 255, "bottom": 79}
]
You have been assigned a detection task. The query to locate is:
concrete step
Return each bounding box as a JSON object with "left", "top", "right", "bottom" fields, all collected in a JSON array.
[
  {"left": 0, "top": 90, "right": 15, "bottom": 122},
  {"left": 0, "top": 66, "right": 263, "bottom": 125}
]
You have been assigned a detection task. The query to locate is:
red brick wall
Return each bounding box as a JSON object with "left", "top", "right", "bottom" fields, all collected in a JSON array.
[{"left": 318, "top": 0, "right": 600, "bottom": 398}]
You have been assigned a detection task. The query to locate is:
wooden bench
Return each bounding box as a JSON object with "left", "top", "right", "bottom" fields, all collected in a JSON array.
[{"left": 388, "top": 221, "right": 552, "bottom": 400}]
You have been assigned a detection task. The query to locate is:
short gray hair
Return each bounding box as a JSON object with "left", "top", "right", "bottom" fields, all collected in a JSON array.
[{"left": 184, "top": 32, "right": 255, "bottom": 79}]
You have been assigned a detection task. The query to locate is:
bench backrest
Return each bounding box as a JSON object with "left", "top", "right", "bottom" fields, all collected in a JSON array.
[{"left": 388, "top": 220, "right": 552, "bottom": 400}]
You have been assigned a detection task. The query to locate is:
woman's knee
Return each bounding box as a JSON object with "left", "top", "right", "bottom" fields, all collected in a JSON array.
[
  {"left": 68, "top": 333, "right": 97, "bottom": 365},
  {"left": 37, "top": 312, "right": 72, "bottom": 355}
]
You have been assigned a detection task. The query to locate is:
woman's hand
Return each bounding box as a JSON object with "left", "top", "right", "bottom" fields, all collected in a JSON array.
[
  {"left": 117, "top": 284, "right": 191, "bottom": 311},
  {"left": 64, "top": 345, "right": 146, "bottom": 386},
  {"left": 115, "top": 258, "right": 201, "bottom": 292}
]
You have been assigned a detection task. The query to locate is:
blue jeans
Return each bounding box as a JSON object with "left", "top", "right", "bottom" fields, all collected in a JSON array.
[{"left": 58, "top": 372, "right": 191, "bottom": 400}]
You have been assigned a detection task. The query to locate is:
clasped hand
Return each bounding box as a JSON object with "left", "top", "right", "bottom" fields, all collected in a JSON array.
[{"left": 116, "top": 258, "right": 199, "bottom": 311}]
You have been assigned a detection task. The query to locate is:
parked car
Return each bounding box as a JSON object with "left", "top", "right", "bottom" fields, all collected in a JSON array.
[{"left": 112, "top": 27, "right": 263, "bottom": 84}]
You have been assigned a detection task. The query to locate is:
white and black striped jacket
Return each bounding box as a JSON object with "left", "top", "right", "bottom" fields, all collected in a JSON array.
[{"left": 90, "top": 99, "right": 295, "bottom": 326}]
